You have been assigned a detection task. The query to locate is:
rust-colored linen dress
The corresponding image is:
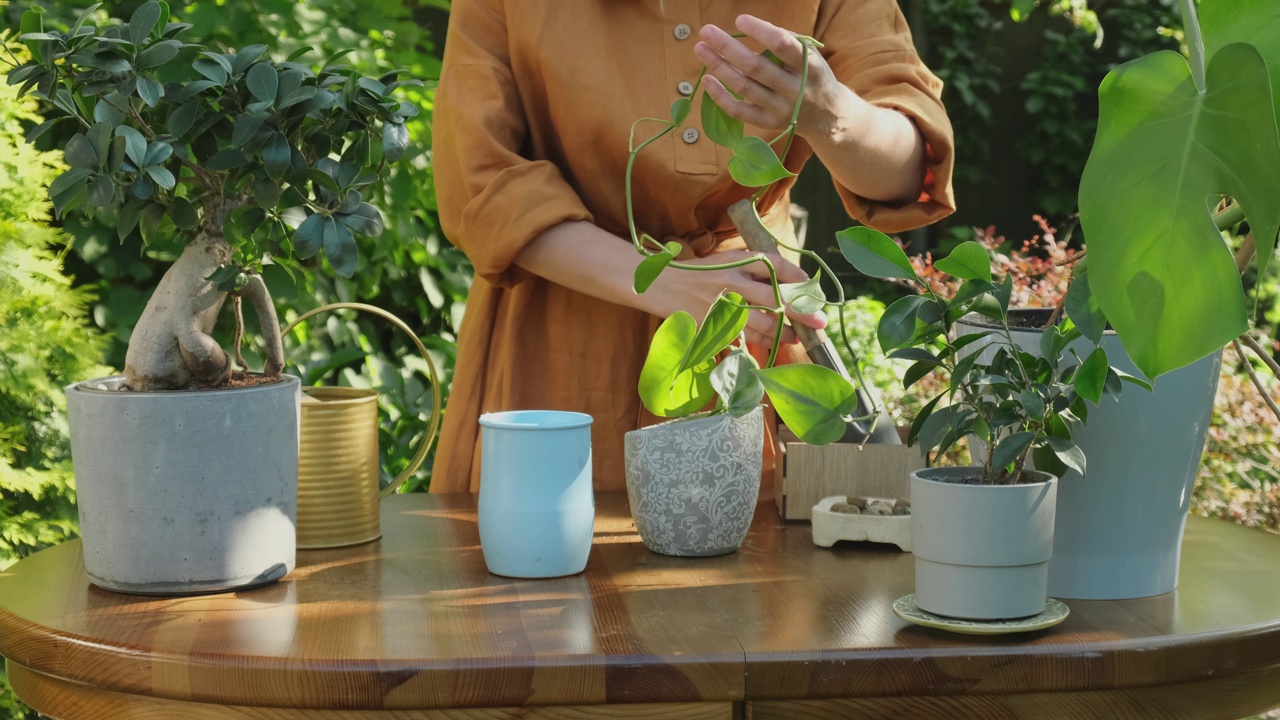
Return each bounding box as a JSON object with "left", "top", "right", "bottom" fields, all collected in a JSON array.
[{"left": 431, "top": 0, "right": 955, "bottom": 493}]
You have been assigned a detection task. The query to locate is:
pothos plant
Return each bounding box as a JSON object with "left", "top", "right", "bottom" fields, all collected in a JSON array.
[
  {"left": 624, "top": 32, "right": 898, "bottom": 446},
  {"left": 839, "top": 232, "right": 1150, "bottom": 484},
  {"left": 4, "top": 2, "right": 417, "bottom": 391}
]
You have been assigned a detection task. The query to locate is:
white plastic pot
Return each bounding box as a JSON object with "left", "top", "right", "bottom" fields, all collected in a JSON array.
[{"left": 911, "top": 466, "right": 1058, "bottom": 620}]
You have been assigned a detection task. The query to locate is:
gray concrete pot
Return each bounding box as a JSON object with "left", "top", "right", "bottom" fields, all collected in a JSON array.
[
  {"left": 911, "top": 467, "right": 1058, "bottom": 620},
  {"left": 956, "top": 313, "right": 1220, "bottom": 600},
  {"left": 65, "top": 375, "right": 300, "bottom": 595},
  {"left": 624, "top": 407, "right": 763, "bottom": 557}
]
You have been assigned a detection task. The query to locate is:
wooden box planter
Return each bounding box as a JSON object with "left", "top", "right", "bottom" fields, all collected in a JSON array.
[{"left": 773, "top": 427, "right": 925, "bottom": 521}]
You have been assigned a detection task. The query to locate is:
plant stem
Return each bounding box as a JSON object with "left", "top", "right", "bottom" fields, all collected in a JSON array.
[
  {"left": 1180, "top": 0, "right": 1206, "bottom": 93},
  {"left": 1239, "top": 332, "right": 1280, "bottom": 378},
  {"left": 1234, "top": 339, "right": 1280, "bottom": 423}
]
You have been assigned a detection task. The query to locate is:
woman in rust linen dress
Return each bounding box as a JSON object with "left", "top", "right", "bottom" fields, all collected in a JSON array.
[{"left": 431, "top": 0, "right": 956, "bottom": 493}]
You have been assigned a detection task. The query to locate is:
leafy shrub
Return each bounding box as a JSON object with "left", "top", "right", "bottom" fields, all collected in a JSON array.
[{"left": 0, "top": 31, "right": 109, "bottom": 569}]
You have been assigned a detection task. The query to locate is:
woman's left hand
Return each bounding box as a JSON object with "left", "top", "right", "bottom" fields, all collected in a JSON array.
[{"left": 695, "top": 14, "right": 851, "bottom": 142}]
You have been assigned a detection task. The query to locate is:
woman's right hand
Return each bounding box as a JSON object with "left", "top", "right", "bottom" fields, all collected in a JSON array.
[{"left": 641, "top": 249, "right": 826, "bottom": 352}]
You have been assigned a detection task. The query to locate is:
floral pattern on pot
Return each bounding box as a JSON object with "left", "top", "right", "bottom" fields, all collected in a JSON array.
[{"left": 624, "top": 406, "right": 764, "bottom": 557}]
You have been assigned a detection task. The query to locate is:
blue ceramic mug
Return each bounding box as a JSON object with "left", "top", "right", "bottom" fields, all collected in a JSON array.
[{"left": 477, "top": 410, "right": 594, "bottom": 578}]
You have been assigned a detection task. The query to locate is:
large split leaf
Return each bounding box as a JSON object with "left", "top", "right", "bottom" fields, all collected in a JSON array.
[{"left": 1078, "top": 43, "right": 1280, "bottom": 379}]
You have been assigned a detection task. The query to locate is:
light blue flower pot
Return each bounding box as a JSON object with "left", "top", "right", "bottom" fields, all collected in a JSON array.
[{"left": 478, "top": 410, "right": 594, "bottom": 578}]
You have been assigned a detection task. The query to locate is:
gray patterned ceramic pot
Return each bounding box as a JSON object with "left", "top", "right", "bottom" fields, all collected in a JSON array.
[{"left": 623, "top": 406, "right": 764, "bottom": 557}]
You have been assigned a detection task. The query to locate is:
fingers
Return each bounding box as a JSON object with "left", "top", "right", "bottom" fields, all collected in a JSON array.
[
  {"left": 697, "top": 23, "right": 793, "bottom": 98},
  {"left": 734, "top": 15, "right": 806, "bottom": 69},
  {"left": 735, "top": 250, "right": 808, "bottom": 284}
]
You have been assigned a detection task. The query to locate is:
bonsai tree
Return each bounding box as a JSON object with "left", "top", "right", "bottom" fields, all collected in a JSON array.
[
  {"left": 838, "top": 233, "right": 1146, "bottom": 483},
  {"left": 4, "top": 2, "right": 417, "bottom": 390},
  {"left": 624, "top": 32, "right": 883, "bottom": 446}
]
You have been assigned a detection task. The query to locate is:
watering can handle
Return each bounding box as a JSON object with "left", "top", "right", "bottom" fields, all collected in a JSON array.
[{"left": 282, "top": 302, "right": 442, "bottom": 498}]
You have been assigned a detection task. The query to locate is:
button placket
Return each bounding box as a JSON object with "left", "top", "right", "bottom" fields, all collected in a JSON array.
[{"left": 663, "top": 4, "right": 716, "bottom": 175}]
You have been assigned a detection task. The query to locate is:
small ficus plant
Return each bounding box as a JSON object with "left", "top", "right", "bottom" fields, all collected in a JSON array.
[
  {"left": 4, "top": 2, "right": 417, "bottom": 391},
  {"left": 840, "top": 232, "right": 1151, "bottom": 484},
  {"left": 625, "top": 32, "right": 889, "bottom": 446}
]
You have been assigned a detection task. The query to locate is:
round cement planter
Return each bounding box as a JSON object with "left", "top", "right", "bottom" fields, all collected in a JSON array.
[
  {"left": 911, "top": 467, "right": 1058, "bottom": 620},
  {"left": 66, "top": 375, "right": 300, "bottom": 595},
  {"left": 956, "top": 313, "right": 1220, "bottom": 600},
  {"left": 624, "top": 406, "right": 763, "bottom": 557}
]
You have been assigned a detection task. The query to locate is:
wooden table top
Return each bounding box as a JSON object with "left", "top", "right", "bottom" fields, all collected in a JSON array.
[{"left": 2, "top": 492, "right": 1280, "bottom": 716}]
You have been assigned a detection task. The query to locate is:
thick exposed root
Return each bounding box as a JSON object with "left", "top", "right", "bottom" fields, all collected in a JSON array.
[{"left": 123, "top": 234, "right": 233, "bottom": 390}]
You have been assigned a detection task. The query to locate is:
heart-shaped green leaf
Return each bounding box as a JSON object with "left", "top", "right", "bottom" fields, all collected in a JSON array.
[
  {"left": 680, "top": 292, "right": 749, "bottom": 373},
  {"left": 710, "top": 347, "right": 764, "bottom": 418},
  {"left": 1079, "top": 43, "right": 1280, "bottom": 378},
  {"left": 780, "top": 274, "right": 826, "bottom": 315},
  {"left": 670, "top": 97, "right": 691, "bottom": 126},
  {"left": 727, "top": 136, "right": 793, "bottom": 187},
  {"left": 754, "top": 363, "right": 857, "bottom": 445},
  {"left": 634, "top": 247, "right": 676, "bottom": 294},
  {"left": 836, "top": 226, "right": 916, "bottom": 280},
  {"left": 701, "top": 93, "right": 743, "bottom": 147},
  {"left": 639, "top": 311, "right": 716, "bottom": 417}
]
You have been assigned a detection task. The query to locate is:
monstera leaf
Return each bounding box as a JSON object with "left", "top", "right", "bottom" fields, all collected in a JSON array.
[{"left": 1079, "top": 41, "right": 1280, "bottom": 379}]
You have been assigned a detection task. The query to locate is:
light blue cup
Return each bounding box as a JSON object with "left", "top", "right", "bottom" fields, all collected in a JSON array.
[{"left": 477, "top": 410, "right": 594, "bottom": 578}]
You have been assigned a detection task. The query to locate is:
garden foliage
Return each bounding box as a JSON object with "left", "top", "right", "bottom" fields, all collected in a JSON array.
[{"left": 5, "top": 0, "right": 464, "bottom": 489}]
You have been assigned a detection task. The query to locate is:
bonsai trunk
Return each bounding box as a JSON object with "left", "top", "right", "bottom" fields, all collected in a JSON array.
[{"left": 122, "top": 225, "right": 284, "bottom": 391}]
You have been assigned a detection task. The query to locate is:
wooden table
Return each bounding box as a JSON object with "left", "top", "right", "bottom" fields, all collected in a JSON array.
[{"left": 2, "top": 493, "right": 1280, "bottom": 720}]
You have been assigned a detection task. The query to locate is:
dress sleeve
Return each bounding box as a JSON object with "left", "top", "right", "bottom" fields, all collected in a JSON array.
[
  {"left": 433, "top": 0, "right": 594, "bottom": 288},
  {"left": 816, "top": 0, "right": 956, "bottom": 234}
]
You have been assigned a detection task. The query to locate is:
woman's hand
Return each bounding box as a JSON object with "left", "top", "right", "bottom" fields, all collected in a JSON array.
[
  {"left": 642, "top": 249, "right": 826, "bottom": 353},
  {"left": 695, "top": 14, "right": 851, "bottom": 143},
  {"left": 695, "top": 14, "right": 927, "bottom": 204}
]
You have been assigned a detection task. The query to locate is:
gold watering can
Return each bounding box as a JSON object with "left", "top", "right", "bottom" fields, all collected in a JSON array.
[{"left": 283, "top": 303, "right": 442, "bottom": 549}]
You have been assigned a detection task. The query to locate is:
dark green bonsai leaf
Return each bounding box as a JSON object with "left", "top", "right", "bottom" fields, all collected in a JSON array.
[
  {"left": 322, "top": 216, "right": 358, "bottom": 277},
  {"left": 128, "top": 1, "right": 163, "bottom": 46},
  {"left": 1064, "top": 272, "right": 1107, "bottom": 345},
  {"left": 292, "top": 212, "right": 324, "bottom": 259},
  {"left": 701, "top": 93, "right": 743, "bottom": 147},
  {"left": 337, "top": 203, "right": 385, "bottom": 237},
  {"left": 1046, "top": 436, "right": 1086, "bottom": 476},
  {"left": 907, "top": 394, "right": 943, "bottom": 447},
  {"left": 383, "top": 121, "right": 409, "bottom": 163},
  {"left": 639, "top": 311, "right": 716, "bottom": 417},
  {"left": 1079, "top": 43, "right": 1280, "bottom": 378},
  {"left": 991, "top": 431, "right": 1035, "bottom": 471},
  {"left": 710, "top": 347, "right": 765, "bottom": 418},
  {"left": 754, "top": 363, "right": 857, "bottom": 445},
  {"left": 837, "top": 226, "right": 916, "bottom": 280},
  {"left": 1073, "top": 346, "right": 1109, "bottom": 404},
  {"left": 877, "top": 295, "right": 928, "bottom": 353},
  {"left": 933, "top": 240, "right": 992, "bottom": 282},
  {"left": 727, "top": 136, "right": 793, "bottom": 187}
]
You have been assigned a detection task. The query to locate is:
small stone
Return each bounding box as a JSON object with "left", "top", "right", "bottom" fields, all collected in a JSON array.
[
  {"left": 864, "top": 504, "right": 892, "bottom": 516},
  {"left": 844, "top": 496, "right": 868, "bottom": 510},
  {"left": 893, "top": 498, "right": 911, "bottom": 515},
  {"left": 830, "top": 502, "right": 861, "bottom": 515}
]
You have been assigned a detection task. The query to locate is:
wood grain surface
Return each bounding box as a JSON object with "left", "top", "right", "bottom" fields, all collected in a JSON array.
[{"left": 1, "top": 493, "right": 1279, "bottom": 720}]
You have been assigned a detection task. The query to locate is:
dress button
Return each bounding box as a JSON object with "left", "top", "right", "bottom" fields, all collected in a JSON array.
[
  {"left": 677, "top": 81, "right": 694, "bottom": 96},
  {"left": 673, "top": 23, "right": 692, "bottom": 40},
  {"left": 682, "top": 128, "right": 700, "bottom": 144}
]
